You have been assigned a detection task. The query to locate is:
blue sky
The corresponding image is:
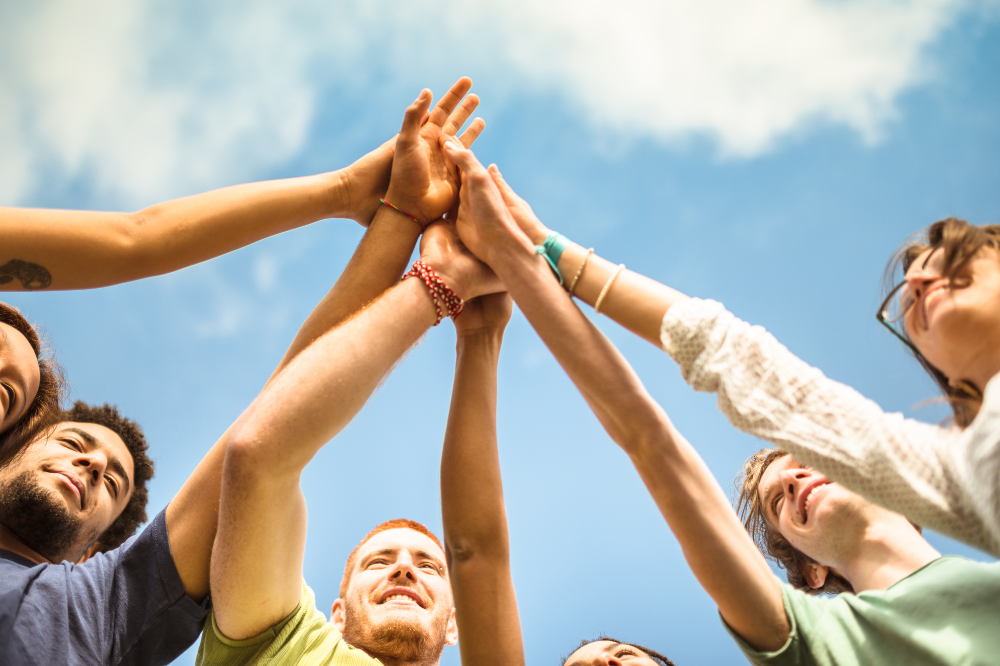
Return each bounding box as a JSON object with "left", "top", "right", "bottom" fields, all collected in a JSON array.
[{"left": 2, "top": 1, "right": 999, "bottom": 664}]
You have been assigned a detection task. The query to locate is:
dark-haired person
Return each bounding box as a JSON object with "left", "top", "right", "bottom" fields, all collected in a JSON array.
[
  {"left": 441, "top": 136, "right": 1000, "bottom": 559},
  {"left": 434, "top": 145, "right": 1000, "bottom": 665},
  {"left": 0, "top": 301, "right": 62, "bottom": 467},
  {"left": 199, "top": 218, "right": 501, "bottom": 666},
  {"left": 437, "top": 291, "right": 679, "bottom": 666},
  {"left": 0, "top": 75, "right": 484, "bottom": 461},
  {"left": 0, "top": 79, "right": 485, "bottom": 666}
]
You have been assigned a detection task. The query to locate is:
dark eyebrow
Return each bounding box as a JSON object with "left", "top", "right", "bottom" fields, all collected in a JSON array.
[{"left": 63, "top": 427, "right": 131, "bottom": 496}]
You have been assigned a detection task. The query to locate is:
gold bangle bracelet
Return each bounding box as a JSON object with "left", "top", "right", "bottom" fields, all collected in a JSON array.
[
  {"left": 568, "top": 248, "right": 594, "bottom": 296},
  {"left": 594, "top": 264, "right": 625, "bottom": 314}
]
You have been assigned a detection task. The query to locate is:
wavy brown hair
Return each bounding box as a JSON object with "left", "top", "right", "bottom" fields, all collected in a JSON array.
[
  {"left": 735, "top": 448, "right": 853, "bottom": 595},
  {"left": 885, "top": 218, "right": 1000, "bottom": 427},
  {"left": 0, "top": 301, "right": 66, "bottom": 467}
]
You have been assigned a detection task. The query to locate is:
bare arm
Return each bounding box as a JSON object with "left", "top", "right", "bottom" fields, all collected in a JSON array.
[
  {"left": 441, "top": 295, "right": 525, "bottom": 666},
  {"left": 0, "top": 134, "right": 397, "bottom": 292},
  {"left": 442, "top": 141, "right": 790, "bottom": 651},
  {"left": 164, "top": 78, "right": 486, "bottom": 603}
]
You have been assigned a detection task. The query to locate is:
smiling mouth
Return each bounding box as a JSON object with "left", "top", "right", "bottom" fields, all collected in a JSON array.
[
  {"left": 802, "top": 483, "right": 828, "bottom": 523},
  {"left": 53, "top": 472, "right": 84, "bottom": 510},
  {"left": 378, "top": 588, "right": 425, "bottom": 608}
]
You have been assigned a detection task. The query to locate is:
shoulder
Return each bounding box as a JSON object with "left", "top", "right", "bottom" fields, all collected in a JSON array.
[{"left": 199, "top": 583, "right": 377, "bottom": 666}]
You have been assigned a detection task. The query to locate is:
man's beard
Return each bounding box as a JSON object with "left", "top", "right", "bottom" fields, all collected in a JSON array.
[
  {"left": 0, "top": 471, "right": 92, "bottom": 561},
  {"left": 341, "top": 600, "right": 447, "bottom": 664}
]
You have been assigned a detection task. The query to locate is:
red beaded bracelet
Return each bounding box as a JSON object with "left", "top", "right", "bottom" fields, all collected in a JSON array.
[{"left": 404, "top": 260, "right": 464, "bottom": 325}]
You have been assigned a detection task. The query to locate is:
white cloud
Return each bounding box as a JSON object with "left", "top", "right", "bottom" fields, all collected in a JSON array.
[{"left": 0, "top": 0, "right": 976, "bottom": 206}]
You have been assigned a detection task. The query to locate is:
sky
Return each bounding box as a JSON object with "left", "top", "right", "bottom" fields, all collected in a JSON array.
[{"left": 2, "top": 0, "right": 999, "bottom": 664}]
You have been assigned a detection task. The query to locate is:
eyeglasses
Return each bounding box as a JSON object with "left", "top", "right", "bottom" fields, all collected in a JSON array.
[{"left": 876, "top": 246, "right": 945, "bottom": 357}]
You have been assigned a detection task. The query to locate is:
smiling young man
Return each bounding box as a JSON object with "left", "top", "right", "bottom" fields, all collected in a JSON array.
[{"left": 0, "top": 78, "right": 485, "bottom": 666}]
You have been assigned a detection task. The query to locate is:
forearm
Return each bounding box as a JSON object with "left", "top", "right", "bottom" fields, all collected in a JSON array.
[
  {"left": 268, "top": 205, "right": 420, "bottom": 378},
  {"left": 0, "top": 171, "right": 347, "bottom": 290},
  {"left": 627, "top": 427, "right": 789, "bottom": 652},
  {"left": 441, "top": 331, "right": 526, "bottom": 666},
  {"left": 491, "top": 243, "right": 666, "bottom": 443},
  {"left": 442, "top": 331, "right": 507, "bottom": 561}
]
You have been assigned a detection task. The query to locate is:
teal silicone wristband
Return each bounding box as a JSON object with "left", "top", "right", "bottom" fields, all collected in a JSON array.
[{"left": 535, "top": 233, "right": 573, "bottom": 285}]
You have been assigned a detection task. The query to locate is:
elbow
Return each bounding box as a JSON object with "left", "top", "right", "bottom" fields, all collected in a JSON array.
[
  {"left": 445, "top": 533, "right": 510, "bottom": 567},
  {"left": 223, "top": 428, "right": 276, "bottom": 486}
]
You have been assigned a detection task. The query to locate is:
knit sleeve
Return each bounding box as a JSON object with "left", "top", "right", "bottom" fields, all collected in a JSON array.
[{"left": 660, "top": 298, "right": 1000, "bottom": 557}]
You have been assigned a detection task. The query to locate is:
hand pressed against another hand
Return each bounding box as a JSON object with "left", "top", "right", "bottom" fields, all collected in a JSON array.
[
  {"left": 338, "top": 136, "right": 396, "bottom": 226},
  {"left": 438, "top": 138, "right": 531, "bottom": 265},
  {"left": 384, "top": 77, "right": 485, "bottom": 226},
  {"left": 419, "top": 221, "right": 503, "bottom": 302},
  {"left": 453, "top": 293, "right": 513, "bottom": 336}
]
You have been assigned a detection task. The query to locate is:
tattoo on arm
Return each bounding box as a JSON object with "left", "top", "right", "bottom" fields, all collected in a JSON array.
[{"left": 0, "top": 260, "right": 52, "bottom": 290}]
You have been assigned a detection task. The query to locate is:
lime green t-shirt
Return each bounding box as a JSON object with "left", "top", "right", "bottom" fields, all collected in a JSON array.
[
  {"left": 724, "top": 556, "right": 1000, "bottom": 665},
  {"left": 196, "top": 584, "right": 381, "bottom": 666}
]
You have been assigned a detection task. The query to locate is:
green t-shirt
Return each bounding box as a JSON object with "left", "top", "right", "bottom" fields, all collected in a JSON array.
[
  {"left": 196, "top": 583, "right": 381, "bottom": 666},
  {"left": 724, "top": 556, "right": 1000, "bottom": 665}
]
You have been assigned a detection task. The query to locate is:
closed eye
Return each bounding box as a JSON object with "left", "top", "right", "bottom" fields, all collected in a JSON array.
[
  {"left": 2, "top": 383, "right": 14, "bottom": 412},
  {"left": 615, "top": 647, "right": 638, "bottom": 659}
]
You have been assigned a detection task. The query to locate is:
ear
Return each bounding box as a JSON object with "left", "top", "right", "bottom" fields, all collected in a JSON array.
[
  {"left": 74, "top": 542, "right": 103, "bottom": 564},
  {"left": 801, "top": 561, "right": 829, "bottom": 590},
  {"left": 331, "top": 598, "right": 346, "bottom": 632},
  {"left": 445, "top": 606, "right": 458, "bottom": 646}
]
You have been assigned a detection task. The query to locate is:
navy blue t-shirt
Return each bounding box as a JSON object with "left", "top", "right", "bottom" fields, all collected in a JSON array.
[{"left": 0, "top": 508, "right": 208, "bottom": 666}]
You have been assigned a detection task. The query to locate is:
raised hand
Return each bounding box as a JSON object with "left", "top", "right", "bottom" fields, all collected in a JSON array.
[
  {"left": 419, "top": 220, "right": 503, "bottom": 302},
  {"left": 384, "top": 77, "right": 485, "bottom": 226},
  {"left": 438, "top": 137, "right": 530, "bottom": 266}
]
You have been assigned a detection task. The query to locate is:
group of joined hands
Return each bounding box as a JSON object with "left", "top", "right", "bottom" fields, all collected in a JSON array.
[{"left": 343, "top": 76, "right": 556, "bottom": 335}]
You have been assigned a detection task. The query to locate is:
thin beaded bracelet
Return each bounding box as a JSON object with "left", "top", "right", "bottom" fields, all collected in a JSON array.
[
  {"left": 403, "top": 260, "right": 464, "bottom": 324},
  {"left": 567, "top": 248, "right": 594, "bottom": 296},
  {"left": 380, "top": 198, "right": 425, "bottom": 230},
  {"left": 593, "top": 264, "right": 625, "bottom": 314}
]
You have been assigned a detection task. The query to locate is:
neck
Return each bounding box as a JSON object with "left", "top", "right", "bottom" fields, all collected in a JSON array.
[
  {"left": 363, "top": 652, "right": 440, "bottom": 666},
  {"left": 0, "top": 522, "right": 52, "bottom": 565},
  {"left": 836, "top": 517, "right": 939, "bottom": 593}
]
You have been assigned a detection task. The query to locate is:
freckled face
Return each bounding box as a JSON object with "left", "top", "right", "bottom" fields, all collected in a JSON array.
[
  {"left": 0, "top": 322, "right": 40, "bottom": 435},
  {"left": 563, "top": 640, "right": 663, "bottom": 666}
]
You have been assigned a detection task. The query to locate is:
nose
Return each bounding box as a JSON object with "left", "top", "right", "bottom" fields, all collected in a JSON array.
[
  {"left": 778, "top": 468, "right": 812, "bottom": 510},
  {"left": 76, "top": 451, "right": 109, "bottom": 486},
  {"left": 389, "top": 556, "right": 418, "bottom": 583},
  {"left": 594, "top": 656, "right": 623, "bottom": 666}
]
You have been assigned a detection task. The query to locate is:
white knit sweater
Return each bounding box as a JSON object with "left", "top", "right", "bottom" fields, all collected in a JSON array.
[{"left": 660, "top": 298, "right": 1000, "bottom": 557}]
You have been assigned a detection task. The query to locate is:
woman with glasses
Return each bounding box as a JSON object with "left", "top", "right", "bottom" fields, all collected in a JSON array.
[{"left": 443, "top": 134, "right": 1000, "bottom": 559}]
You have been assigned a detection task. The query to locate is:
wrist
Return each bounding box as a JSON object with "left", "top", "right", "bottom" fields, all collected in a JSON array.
[
  {"left": 456, "top": 330, "right": 504, "bottom": 356},
  {"left": 324, "top": 170, "right": 351, "bottom": 220},
  {"left": 383, "top": 185, "right": 425, "bottom": 225}
]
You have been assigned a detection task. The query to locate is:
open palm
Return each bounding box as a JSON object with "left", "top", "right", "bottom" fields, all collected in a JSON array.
[{"left": 385, "top": 77, "right": 485, "bottom": 225}]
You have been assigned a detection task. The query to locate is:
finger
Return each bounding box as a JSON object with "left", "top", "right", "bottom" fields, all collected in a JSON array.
[
  {"left": 420, "top": 111, "right": 431, "bottom": 127},
  {"left": 488, "top": 164, "right": 522, "bottom": 207},
  {"left": 400, "top": 89, "right": 433, "bottom": 144},
  {"left": 440, "top": 136, "right": 487, "bottom": 175},
  {"left": 459, "top": 118, "right": 486, "bottom": 148},
  {"left": 428, "top": 76, "right": 473, "bottom": 127},
  {"left": 442, "top": 94, "right": 479, "bottom": 136}
]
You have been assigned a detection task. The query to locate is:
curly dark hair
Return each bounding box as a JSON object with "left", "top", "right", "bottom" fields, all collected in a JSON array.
[
  {"left": 734, "top": 448, "right": 853, "bottom": 595},
  {"left": 884, "top": 218, "right": 1000, "bottom": 428},
  {"left": 58, "top": 402, "right": 155, "bottom": 551},
  {"left": 564, "top": 636, "right": 676, "bottom": 666},
  {"left": 0, "top": 301, "right": 66, "bottom": 467}
]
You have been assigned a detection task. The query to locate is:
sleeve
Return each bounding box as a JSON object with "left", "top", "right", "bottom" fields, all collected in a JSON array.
[
  {"left": 660, "top": 298, "right": 1000, "bottom": 556},
  {"left": 68, "top": 509, "right": 209, "bottom": 666},
  {"left": 196, "top": 583, "right": 344, "bottom": 666},
  {"left": 720, "top": 585, "right": 816, "bottom": 666}
]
